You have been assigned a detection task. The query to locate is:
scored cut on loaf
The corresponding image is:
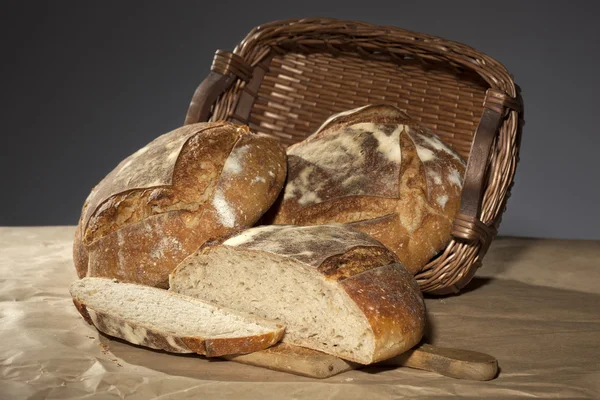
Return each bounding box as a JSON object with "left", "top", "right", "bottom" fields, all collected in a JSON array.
[
  {"left": 169, "top": 224, "right": 426, "bottom": 365},
  {"left": 70, "top": 277, "right": 285, "bottom": 357},
  {"left": 73, "top": 121, "right": 287, "bottom": 288},
  {"left": 268, "top": 104, "right": 466, "bottom": 275}
]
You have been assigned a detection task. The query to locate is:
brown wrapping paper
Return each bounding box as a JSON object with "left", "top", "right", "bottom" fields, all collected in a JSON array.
[{"left": 1, "top": 227, "right": 599, "bottom": 399}]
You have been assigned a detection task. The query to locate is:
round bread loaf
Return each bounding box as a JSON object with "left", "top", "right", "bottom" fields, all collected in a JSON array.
[
  {"left": 270, "top": 105, "right": 466, "bottom": 275},
  {"left": 74, "top": 122, "right": 287, "bottom": 288}
]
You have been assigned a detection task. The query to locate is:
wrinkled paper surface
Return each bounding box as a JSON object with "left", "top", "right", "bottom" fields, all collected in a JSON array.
[{"left": 1, "top": 228, "right": 599, "bottom": 399}]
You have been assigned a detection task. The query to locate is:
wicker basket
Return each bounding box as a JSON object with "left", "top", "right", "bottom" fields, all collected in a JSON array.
[{"left": 184, "top": 18, "right": 524, "bottom": 295}]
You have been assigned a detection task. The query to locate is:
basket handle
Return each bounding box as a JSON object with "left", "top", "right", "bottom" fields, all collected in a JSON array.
[
  {"left": 184, "top": 71, "right": 235, "bottom": 124},
  {"left": 185, "top": 51, "right": 253, "bottom": 124},
  {"left": 442, "top": 89, "right": 522, "bottom": 294}
]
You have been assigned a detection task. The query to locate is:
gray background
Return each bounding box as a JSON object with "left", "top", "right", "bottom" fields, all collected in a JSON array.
[{"left": 1, "top": 1, "right": 598, "bottom": 239}]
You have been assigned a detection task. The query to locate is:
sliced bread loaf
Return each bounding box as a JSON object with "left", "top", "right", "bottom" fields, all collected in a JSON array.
[
  {"left": 169, "top": 224, "right": 426, "bottom": 365},
  {"left": 70, "top": 277, "right": 285, "bottom": 357}
]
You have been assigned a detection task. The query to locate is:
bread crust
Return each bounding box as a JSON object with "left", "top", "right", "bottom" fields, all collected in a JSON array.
[
  {"left": 73, "top": 122, "right": 287, "bottom": 287},
  {"left": 271, "top": 105, "right": 465, "bottom": 274},
  {"left": 340, "top": 264, "right": 425, "bottom": 363},
  {"left": 73, "top": 220, "right": 88, "bottom": 279}
]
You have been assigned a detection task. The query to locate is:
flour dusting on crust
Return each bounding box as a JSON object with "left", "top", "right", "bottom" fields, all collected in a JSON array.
[
  {"left": 223, "top": 225, "right": 279, "bottom": 247},
  {"left": 286, "top": 121, "right": 402, "bottom": 204},
  {"left": 222, "top": 145, "right": 250, "bottom": 175},
  {"left": 370, "top": 123, "right": 404, "bottom": 163},
  {"left": 447, "top": 168, "right": 463, "bottom": 187},
  {"left": 223, "top": 224, "right": 385, "bottom": 267},
  {"left": 284, "top": 166, "right": 324, "bottom": 204},
  {"left": 213, "top": 190, "right": 236, "bottom": 228},
  {"left": 417, "top": 131, "right": 464, "bottom": 163},
  {"left": 436, "top": 195, "right": 449, "bottom": 208},
  {"left": 151, "top": 236, "right": 184, "bottom": 259},
  {"left": 416, "top": 146, "right": 436, "bottom": 162},
  {"left": 283, "top": 105, "right": 465, "bottom": 209}
]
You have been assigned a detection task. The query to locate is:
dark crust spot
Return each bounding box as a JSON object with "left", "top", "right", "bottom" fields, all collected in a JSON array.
[
  {"left": 182, "top": 327, "right": 284, "bottom": 357},
  {"left": 72, "top": 298, "right": 93, "bottom": 325},
  {"left": 318, "top": 246, "right": 399, "bottom": 281}
]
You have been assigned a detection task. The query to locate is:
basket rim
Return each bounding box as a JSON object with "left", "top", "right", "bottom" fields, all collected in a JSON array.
[{"left": 233, "top": 18, "right": 517, "bottom": 97}]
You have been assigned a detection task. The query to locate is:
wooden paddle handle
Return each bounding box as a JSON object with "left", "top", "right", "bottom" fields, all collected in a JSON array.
[{"left": 381, "top": 343, "right": 499, "bottom": 381}]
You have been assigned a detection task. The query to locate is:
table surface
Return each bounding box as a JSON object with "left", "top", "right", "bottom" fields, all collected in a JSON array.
[{"left": 1, "top": 227, "right": 599, "bottom": 399}]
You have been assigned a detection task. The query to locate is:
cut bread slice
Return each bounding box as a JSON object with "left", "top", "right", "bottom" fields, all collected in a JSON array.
[
  {"left": 70, "top": 277, "right": 285, "bottom": 357},
  {"left": 169, "top": 225, "right": 426, "bottom": 365}
]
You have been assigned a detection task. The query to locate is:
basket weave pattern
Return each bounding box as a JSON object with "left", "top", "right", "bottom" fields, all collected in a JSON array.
[{"left": 186, "top": 18, "right": 523, "bottom": 294}]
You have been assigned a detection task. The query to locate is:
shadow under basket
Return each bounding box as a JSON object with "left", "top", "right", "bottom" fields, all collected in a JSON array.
[{"left": 183, "top": 18, "right": 524, "bottom": 295}]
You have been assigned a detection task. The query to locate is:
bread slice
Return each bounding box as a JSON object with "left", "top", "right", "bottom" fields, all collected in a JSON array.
[
  {"left": 169, "top": 224, "right": 426, "bottom": 365},
  {"left": 70, "top": 277, "right": 285, "bottom": 357}
]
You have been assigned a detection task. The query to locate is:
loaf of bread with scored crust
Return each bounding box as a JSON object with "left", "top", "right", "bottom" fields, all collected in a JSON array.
[
  {"left": 269, "top": 105, "right": 466, "bottom": 275},
  {"left": 73, "top": 122, "right": 287, "bottom": 287},
  {"left": 169, "top": 224, "right": 426, "bottom": 365},
  {"left": 70, "top": 277, "right": 285, "bottom": 357}
]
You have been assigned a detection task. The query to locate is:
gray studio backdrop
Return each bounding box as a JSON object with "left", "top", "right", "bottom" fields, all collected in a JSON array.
[{"left": 1, "top": 1, "right": 598, "bottom": 240}]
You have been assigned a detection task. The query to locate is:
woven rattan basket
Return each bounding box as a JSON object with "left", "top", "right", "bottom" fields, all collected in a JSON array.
[{"left": 184, "top": 18, "right": 524, "bottom": 295}]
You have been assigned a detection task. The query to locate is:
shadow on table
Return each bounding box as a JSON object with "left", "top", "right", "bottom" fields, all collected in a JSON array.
[
  {"left": 422, "top": 276, "right": 494, "bottom": 343},
  {"left": 481, "top": 236, "right": 545, "bottom": 275}
]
